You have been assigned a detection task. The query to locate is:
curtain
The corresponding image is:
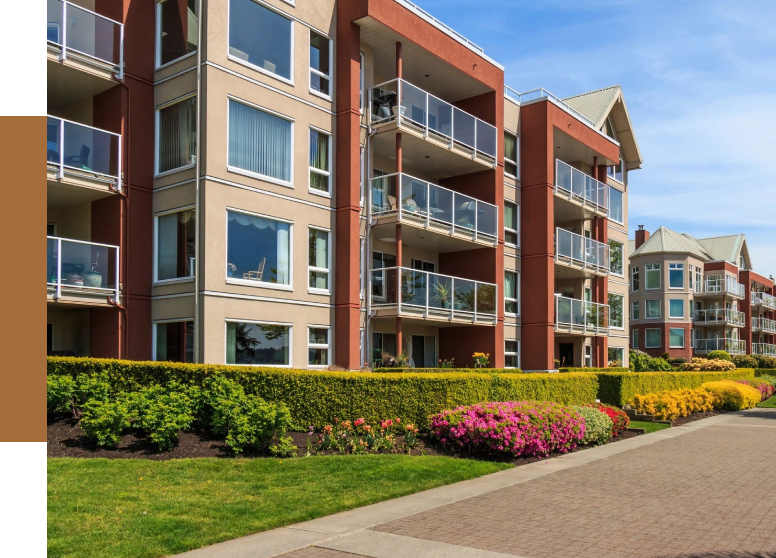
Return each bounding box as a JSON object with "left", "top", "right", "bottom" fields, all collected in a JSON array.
[
  {"left": 276, "top": 223, "right": 290, "bottom": 285},
  {"left": 226, "top": 322, "right": 236, "bottom": 364},
  {"left": 227, "top": 211, "right": 279, "bottom": 231},
  {"left": 310, "top": 230, "right": 328, "bottom": 289},
  {"left": 159, "top": 97, "right": 195, "bottom": 173},
  {"left": 505, "top": 271, "right": 516, "bottom": 298},
  {"left": 229, "top": 100, "right": 291, "bottom": 182},
  {"left": 157, "top": 213, "right": 178, "bottom": 280},
  {"left": 309, "top": 130, "right": 329, "bottom": 192},
  {"left": 155, "top": 323, "right": 168, "bottom": 361},
  {"left": 504, "top": 133, "right": 517, "bottom": 161}
]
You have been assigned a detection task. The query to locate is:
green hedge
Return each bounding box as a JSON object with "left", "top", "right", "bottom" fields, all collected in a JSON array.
[
  {"left": 47, "top": 358, "right": 595, "bottom": 428},
  {"left": 373, "top": 367, "right": 523, "bottom": 374},
  {"left": 755, "top": 368, "right": 776, "bottom": 376},
  {"left": 558, "top": 367, "right": 629, "bottom": 373},
  {"left": 596, "top": 369, "right": 756, "bottom": 406}
]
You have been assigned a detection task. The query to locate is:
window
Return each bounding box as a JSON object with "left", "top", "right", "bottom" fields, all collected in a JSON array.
[
  {"left": 669, "top": 299, "right": 684, "bottom": 319},
  {"left": 359, "top": 237, "right": 365, "bottom": 299},
  {"left": 695, "top": 267, "right": 702, "bottom": 292},
  {"left": 609, "top": 240, "right": 623, "bottom": 275},
  {"left": 157, "top": 0, "right": 198, "bottom": 67},
  {"left": 645, "top": 263, "right": 661, "bottom": 290},
  {"left": 308, "top": 326, "right": 330, "bottom": 367},
  {"left": 584, "top": 344, "right": 593, "bottom": 367},
  {"left": 372, "top": 332, "right": 397, "bottom": 364},
  {"left": 504, "top": 132, "right": 519, "bottom": 178},
  {"left": 155, "top": 208, "right": 195, "bottom": 281},
  {"left": 632, "top": 301, "right": 640, "bottom": 321},
  {"left": 608, "top": 347, "right": 624, "bottom": 367},
  {"left": 669, "top": 328, "right": 685, "bottom": 348},
  {"left": 609, "top": 187, "right": 624, "bottom": 224},
  {"left": 309, "top": 31, "right": 332, "bottom": 98},
  {"left": 669, "top": 263, "right": 684, "bottom": 289},
  {"left": 359, "top": 145, "right": 365, "bottom": 205},
  {"left": 359, "top": 52, "right": 365, "bottom": 112},
  {"left": 229, "top": 0, "right": 293, "bottom": 82},
  {"left": 607, "top": 156, "right": 624, "bottom": 183},
  {"left": 505, "top": 340, "right": 519, "bottom": 369},
  {"left": 228, "top": 99, "right": 292, "bottom": 184},
  {"left": 226, "top": 210, "right": 292, "bottom": 287},
  {"left": 309, "top": 128, "right": 331, "bottom": 195},
  {"left": 226, "top": 321, "right": 291, "bottom": 366},
  {"left": 504, "top": 202, "right": 518, "bottom": 246},
  {"left": 646, "top": 299, "right": 661, "bottom": 319},
  {"left": 609, "top": 294, "right": 624, "bottom": 328},
  {"left": 505, "top": 271, "right": 519, "bottom": 315},
  {"left": 154, "top": 321, "right": 194, "bottom": 362},
  {"left": 632, "top": 329, "right": 639, "bottom": 349},
  {"left": 645, "top": 328, "right": 661, "bottom": 348},
  {"left": 371, "top": 251, "right": 396, "bottom": 301},
  {"left": 308, "top": 228, "right": 330, "bottom": 293},
  {"left": 156, "top": 96, "right": 196, "bottom": 174},
  {"left": 631, "top": 266, "right": 640, "bottom": 291},
  {"left": 688, "top": 265, "right": 694, "bottom": 290}
]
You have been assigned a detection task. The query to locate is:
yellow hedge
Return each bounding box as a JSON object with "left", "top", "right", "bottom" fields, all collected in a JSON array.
[
  {"left": 630, "top": 388, "right": 715, "bottom": 421},
  {"left": 701, "top": 380, "right": 760, "bottom": 410}
]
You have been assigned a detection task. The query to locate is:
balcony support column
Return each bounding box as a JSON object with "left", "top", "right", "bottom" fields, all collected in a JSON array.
[
  {"left": 396, "top": 42, "right": 402, "bottom": 79},
  {"left": 396, "top": 317, "right": 403, "bottom": 361}
]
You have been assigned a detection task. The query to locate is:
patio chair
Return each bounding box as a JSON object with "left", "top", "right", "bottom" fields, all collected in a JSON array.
[{"left": 243, "top": 257, "right": 266, "bottom": 281}]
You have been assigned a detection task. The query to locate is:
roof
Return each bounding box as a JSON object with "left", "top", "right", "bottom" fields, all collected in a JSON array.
[
  {"left": 630, "top": 226, "right": 711, "bottom": 260},
  {"left": 563, "top": 86, "right": 621, "bottom": 127},
  {"left": 695, "top": 234, "right": 746, "bottom": 264}
]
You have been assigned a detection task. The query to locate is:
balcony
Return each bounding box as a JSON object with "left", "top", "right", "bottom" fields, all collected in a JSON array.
[
  {"left": 47, "top": 236, "right": 120, "bottom": 305},
  {"left": 694, "top": 338, "right": 746, "bottom": 356},
  {"left": 554, "top": 160, "right": 609, "bottom": 220},
  {"left": 47, "top": 0, "right": 123, "bottom": 109},
  {"left": 753, "top": 343, "right": 776, "bottom": 357},
  {"left": 752, "top": 291, "right": 776, "bottom": 311},
  {"left": 47, "top": 116, "right": 122, "bottom": 204},
  {"left": 370, "top": 267, "right": 497, "bottom": 325},
  {"left": 554, "top": 295, "right": 610, "bottom": 337},
  {"left": 694, "top": 276, "right": 745, "bottom": 299},
  {"left": 693, "top": 308, "right": 746, "bottom": 328},
  {"left": 752, "top": 317, "right": 776, "bottom": 334},
  {"left": 370, "top": 173, "right": 497, "bottom": 252},
  {"left": 555, "top": 228, "right": 609, "bottom": 278},
  {"left": 369, "top": 78, "right": 497, "bottom": 177}
]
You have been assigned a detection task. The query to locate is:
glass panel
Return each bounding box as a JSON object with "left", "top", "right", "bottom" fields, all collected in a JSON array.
[
  {"left": 309, "top": 328, "right": 328, "bottom": 344},
  {"left": 309, "top": 129, "right": 329, "bottom": 193},
  {"left": 59, "top": 120, "right": 120, "bottom": 177},
  {"left": 426, "top": 95, "right": 452, "bottom": 138},
  {"left": 609, "top": 294, "right": 623, "bottom": 328},
  {"left": 371, "top": 175, "right": 397, "bottom": 215},
  {"left": 65, "top": 3, "right": 121, "bottom": 65},
  {"left": 372, "top": 268, "right": 398, "bottom": 304},
  {"left": 47, "top": 0, "right": 63, "bottom": 45},
  {"left": 47, "top": 238, "right": 57, "bottom": 284},
  {"left": 401, "top": 176, "right": 428, "bottom": 217},
  {"left": 557, "top": 297, "right": 572, "bottom": 325},
  {"left": 428, "top": 274, "right": 453, "bottom": 310},
  {"left": 477, "top": 203, "right": 497, "bottom": 237},
  {"left": 556, "top": 161, "right": 572, "bottom": 192},
  {"left": 53, "top": 240, "right": 117, "bottom": 290},
  {"left": 228, "top": 100, "right": 291, "bottom": 182},
  {"left": 428, "top": 183, "right": 453, "bottom": 225},
  {"left": 401, "top": 269, "right": 427, "bottom": 307},
  {"left": 156, "top": 322, "right": 194, "bottom": 363},
  {"left": 227, "top": 211, "right": 291, "bottom": 285},
  {"left": 670, "top": 328, "right": 685, "bottom": 348},
  {"left": 454, "top": 193, "right": 477, "bottom": 230},
  {"left": 157, "top": 209, "right": 196, "bottom": 280},
  {"left": 229, "top": 0, "right": 292, "bottom": 80},
  {"left": 609, "top": 188, "right": 624, "bottom": 223},
  {"left": 477, "top": 283, "right": 497, "bottom": 315},
  {"left": 453, "top": 108, "right": 475, "bottom": 149},
  {"left": 453, "top": 278, "right": 475, "bottom": 312},
  {"left": 309, "top": 32, "right": 330, "bottom": 95},
  {"left": 476, "top": 120, "right": 496, "bottom": 157},
  {"left": 158, "top": 97, "right": 196, "bottom": 173},
  {"left": 401, "top": 81, "right": 427, "bottom": 127},
  {"left": 371, "top": 80, "right": 398, "bottom": 122},
  {"left": 159, "top": 0, "right": 198, "bottom": 66},
  {"left": 228, "top": 322, "right": 290, "bottom": 365},
  {"left": 46, "top": 117, "right": 61, "bottom": 165},
  {"left": 308, "top": 348, "right": 329, "bottom": 366}
]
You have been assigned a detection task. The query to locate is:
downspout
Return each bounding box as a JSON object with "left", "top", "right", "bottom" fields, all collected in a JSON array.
[{"left": 193, "top": 0, "right": 204, "bottom": 362}]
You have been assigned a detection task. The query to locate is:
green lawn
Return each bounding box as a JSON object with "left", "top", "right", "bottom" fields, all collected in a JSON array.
[
  {"left": 48, "top": 455, "right": 510, "bottom": 558},
  {"left": 757, "top": 395, "right": 776, "bottom": 408},
  {"left": 629, "top": 420, "right": 671, "bottom": 433}
]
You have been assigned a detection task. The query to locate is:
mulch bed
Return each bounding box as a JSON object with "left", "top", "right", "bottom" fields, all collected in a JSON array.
[{"left": 671, "top": 409, "right": 726, "bottom": 426}]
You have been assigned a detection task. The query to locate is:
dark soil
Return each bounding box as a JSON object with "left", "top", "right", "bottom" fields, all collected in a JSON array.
[{"left": 671, "top": 409, "right": 726, "bottom": 426}]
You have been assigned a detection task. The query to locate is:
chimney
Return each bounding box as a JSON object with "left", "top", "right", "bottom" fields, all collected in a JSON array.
[{"left": 635, "top": 225, "right": 650, "bottom": 250}]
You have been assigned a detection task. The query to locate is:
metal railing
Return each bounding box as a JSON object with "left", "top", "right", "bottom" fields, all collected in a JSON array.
[
  {"left": 370, "top": 266, "right": 497, "bottom": 323},
  {"left": 47, "top": 0, "right": 123, "bottom": 78},
  {"left": 701, "top": 276, "right": 745, "bottom": 298},
  {"left": 47, "top": 116, "right": 122, "bottom": 189},
  {"left": 693, "top": 308, "right": 746, "bottom": 327},
  {"left": 370, "top": 78, "right": 497, "bottom": 161},
  {"left": 694, "top": 338, "right": 746, "bottom": 355},
  {"left": 554, "top": 160, "right": 610, "bottom": 215},
  {"left": 555, "top": 228, "right": 610, "bottom": 275},
  {"left": 752, "top": 317, "right": 776, "bottom": 334},
  {"left": 396, "top": 1, "right": 484, "bottom": 54},
  {"left": 504, "top": 86, "right": 597, "bottom": 128},
  {"left": 554, "top": 295, "right": 610, "bottom": 335},
  {"left": 752, "top": 343, "right": 776, "bottom": 357},
  {"left": 370, "top": 173, "right": 497, "bottom": 242},
  {"left": 752, "top": 291, "right": 776, "bottom": 311},
  {"left": 47, "top": 236, "right": 120, "bottom": 301}
]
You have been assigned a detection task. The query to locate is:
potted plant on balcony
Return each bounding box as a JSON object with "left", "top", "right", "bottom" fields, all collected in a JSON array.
[
  {"left": 430, "top": 278, "right": 453, "bottom": 310},
  {"left": 83, "top": 252, "right": 102, "bottom": 288}
]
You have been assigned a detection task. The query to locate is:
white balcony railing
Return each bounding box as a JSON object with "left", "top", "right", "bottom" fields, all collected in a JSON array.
[
  {"left": 752, "top": 317, "right": 776, "bottom": 334},
  {"left": 752, "top": 291, "right": 776, "bottom": 311},
  {"left": 504, "top": 86, "right": 597, "bottom": 128},
  {"left": 47, "top": 236, "right": 120, "bottom": 301},
  {"left": 47, "top": 0, "right": 123, "bottom": 78},
  {"left": 370, "top": 267, "right": 497, "bottom": 324},
  {"left": 693, "top": 308, "right": 746, "bottom": 327},
  {"left": 554, "top": 160, "right": 610, "bottom": 215},
  {"left": 555, "top": 228, "right": 610, "bottom": 275},
  {"left": 370, "top": 173, "right": 497, "bottom": 242},
  {"left": 47, "top": 116, "right": 122, "bottom": 189},
  {"left": 700, "top": 276, "right": 745, "bottom": 298},
  {"left": 694, "top": 338, "right": 746, "bottom": 355},
  {"left": 369, "top": 78, "right": 497, "bottom": 162},
  {"left": 555, "top": 295, "right": 610, "bottom": 336},
  {"left": 752, "top": 343, "right": 776, "bottom": 357}
]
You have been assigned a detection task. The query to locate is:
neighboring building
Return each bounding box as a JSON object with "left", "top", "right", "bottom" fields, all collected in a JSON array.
[
  {"left": 47, "top": 0, "right": 642, "bottom": 370},
  {"left": 629, "top": 226, "right": 776, "bottom": 360}
]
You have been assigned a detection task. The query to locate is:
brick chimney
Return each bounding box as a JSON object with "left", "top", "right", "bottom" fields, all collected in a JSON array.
[{"left": 635, "top": 225, "right": 650, "bottom": 250}]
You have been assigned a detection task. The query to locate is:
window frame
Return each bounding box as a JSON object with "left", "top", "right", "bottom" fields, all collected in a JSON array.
[
  {"left": 154, "top": 93, "right": 197, "bottom": 177},
  {"left": 631, "top": 265, "right": 640, "bottom": 292},
  {"left": 359, "top": 52, "right": 365, "bottom": 114},
  {"left": 308, "top": 28, "right": 333, "bottom": 101},
  {"left": 308, "top": 225, "right": 332, "bottom": 295},
  {"left": 224, "top": 319, "right": 293, "bottom": 367},
  {"left": 504, "top": 339, "right": 520, "bottom": 369},
  {"left": 609, "top": 239, "right": 624, "bottom": 276},
  {"left": 669, "top": 298, "right": 684, "bottom": 319},
  {"left": 608, "top": 293, "right": 625, "bottom": 329},
  {"left": 631, "top": 300, "right": 640, "bottom": 321},
  {"left": 505, "top": 270, "right": 520, "bottom": 317},
  {"left": 645, "top": 328, "right": 661, "bottom": 349},
  {"left": 645, "top": 299, "right": 661, "bottom": 319},
  {"left": 308, "top": 125, "right": 332, "bottom": 197},
  {"left": 644, "top": 263, "right": 661, "bottom": 290},
  {"left": 307, "top": 324, "right": 331, "bottom": 368},
  {"left": 504, "top": 131, "right": 519, "bottom": 179},
  {"left": 632, "top": 329, "right": 639, "bottom": 349},
  {"left": 153, "top": 205, "right": 196, "bottom": 284},
  {"left": 155, "top": 0, "right": 199, "bottom": 70},
  {"left": 608, "top": 186, "right": 624, "bottom": 225},
  {"left": 669, "top": 327, "right": 685, "bottom": 349},
  {"left": 152, "top": 319, "right": 195, "bottom": 362},
  {"left": 504, "top": 201, "right": 519, "bottom": 247},
  {"left": 668, "top": 262, "right": 684, "bottom": 290}
]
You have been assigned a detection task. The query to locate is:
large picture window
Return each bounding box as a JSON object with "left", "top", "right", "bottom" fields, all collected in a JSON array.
[
  {"left": 308, "top": 228, "right": 330, "bottom": 293},
  {"left": 504, "top": 202, "right": 518, "bottom": 246},
  {"left": 609, "top": 187, "right": 624, "bottom": 224},
  {"left": 309, "top": 31, "right": 332, "bottom": 98},
  {"left": 504, "top": 132, "right": 519, "bottom": 178},
  {"left": 645, "top": 263, "right": 661, "bottom": 290},
  {"left": 228, "top": 99, "right": 292, "bottom": 184},
  {"left": 226, "top": 321, "right": 291, "bottom": 366},
  {"left": 157, "top": 0, "right": 198, "bottom": 67},
  {"left": 609, "top": 293, "right": 624, "bottom": 329},
  {"left": 155, "top": 208, "right": 195, "bottom": 281},
  {"left": 154, "top": 321, "right": 194, "bottom": 362},
  {"left": 309, "top": 128, "right": 331, "bottom": 195},
  {"left": 157, "top": 96, "right": 196, "bottom": 174},
  {"left": 505, "top": 271, "right": 519, "bottom": 315},
  {"left": 609, "top": 240, "right": 623, "bottom": 276},
  {"left": 227, "top": 210, "right": 292, "bottom": 287},
  {"left": 229, "top": 0, "right": 293, "bottom": 81}
]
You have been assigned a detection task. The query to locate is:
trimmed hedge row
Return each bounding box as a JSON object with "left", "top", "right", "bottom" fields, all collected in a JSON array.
[
  {"left": 558, "top": 367, "right": 629, "bottom": 373},
  {"left": 596, "top": 369, "right": 755, "bottom": 406},
  {"left": 755, "top": 368, "right": 776, "bottom": 376},
  {"left": 47, "top": 357, "right": 595, "bottom": 428},
  {"left": 373, "top": 367, "right": 523, "bottom": 374}
]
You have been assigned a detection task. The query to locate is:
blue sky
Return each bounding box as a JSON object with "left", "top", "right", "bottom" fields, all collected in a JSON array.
[{"left": 413, "top": 0, "right": 776, "bottom": 277}]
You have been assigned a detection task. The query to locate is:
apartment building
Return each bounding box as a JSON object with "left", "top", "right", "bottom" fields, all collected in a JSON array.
[
  {"left": 46, "top": 0, "right": 642, "bottom": 371},
  {"left": 629, "top": 226, "right": 776, "bottom": 359}
]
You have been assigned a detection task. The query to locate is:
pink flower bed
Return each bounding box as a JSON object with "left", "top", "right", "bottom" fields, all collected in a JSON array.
[
  {"left": 736, "top": 379, "right": 775, "bottom": 402},
  {"left": 429, "top": 401, "right": 585, "bottom": 458}
]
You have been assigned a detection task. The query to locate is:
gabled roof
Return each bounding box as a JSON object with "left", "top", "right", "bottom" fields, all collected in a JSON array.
[
  {"left": 695, "top": 234, "right": 746, "bottom": 265},
  {"left": 563, "top": 86, "right": 621, "bottom": 127},
  {"left": 630, "top": 226, "right": 711, "bottom": 260}
]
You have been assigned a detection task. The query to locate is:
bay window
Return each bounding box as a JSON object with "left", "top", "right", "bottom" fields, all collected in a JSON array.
[
  {"left": 226, "top": 210, "right": 292, "bottom": 287},
  {"left": 669, "top": 299, "right": 684, "bottom": 319},
  {"left": 156, "top": 95, "right": 196, "bottom": 174},
  {"left": 155, "top": 208, "right": 195, "bottom": 281},
  {"left": 631, "top": 265, "right": 640, "bottom": 291},
  {"left": 669, "top": 263, "right": 684, "bottom": 289},
  {"left": 645, "top": 263, "right": 661, "bottom": 290},
  {"left": 646, "top": 299, "right": 661, "bottom": 319},
  {"left": 632, "top": 329, "right": 639, "bottom": 349},
  {"left": 226, "top": 321, "right": 291, "bottom": 366},
  {"left": 632, "top": 300, "right": 639, "bottom": 321},
  {"left": 229, "top": 0, "right": 293, "bottom": 82}
]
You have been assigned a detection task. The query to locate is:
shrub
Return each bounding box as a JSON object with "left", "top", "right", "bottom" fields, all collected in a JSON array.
[
  {"left": 707, "top": 350, "right": 732, "bottom": 362},
  {"left": 754, "top": 355, "right": 776, "bottom": 369},
  {"left": 130, "top": 382, "right": 199, "bottom": 451},
  {"left": 649, "top": 358, "right": 673, "bottom": 371},
  {"left": 587, "top": 403, "right": 629, "bottom": 436},
  {"left": 315, "top": 417, "right": 418, "bottom": 455},
  {"left": 558, "top": 367, "right": 629, "bottom": 373},
  {"left": 701, "top": 380, "right": 760, "bottom": 410},
  {"left": 221, "top": 396, "right": 293, "bottom": 454},
  {"left": 735, "top": 378, "right": 775, "bottom": 402},
  {"left": 668, "top": 357, "right": 687, "bottom": 365},
  {"left": 428, "top": 401, "right": 585, "bottom": 458},
  {"left": 628, "top": 350, "right": 672, "bottom": 372},
  {"left": 682, "top": 358, "right": 736, "bottom": 372},
  {"left": 732, "top": 355, "right": 758, "bottom": 369},
  {"left": 372, "top": 367, "right": 524, "bottom": 374},
  {"left": 47, "top": 373, "right": 111, "bottom": 417},
  {"left": 573, "top": 406, "right": 612, "bottom": 445},
  {"left": 80, "top": 399, "right": 132, "bottom": 448},
  {"left": 756, "top": 373, "right": 776, "bottom": 388},
  {"left": 630, "top": 388, "right": 715, "bottom": 421}
]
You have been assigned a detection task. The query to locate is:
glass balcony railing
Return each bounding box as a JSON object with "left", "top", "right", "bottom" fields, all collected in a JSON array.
[
  {"left": 369, "top": 78, "right": 497, "bottom": 161},
  {"left": 504, "top": 86, "right": 597, "bottom": 129},
  {"left": 370, "top": 267, "right": 497, "bottom": 322},
  {"left": 693, "top": 308, "right": 746, "bottom": 327},
  {"left": 752, "top": 318, "right": 776, "bottom": 334},
  {"left": 47, "top": 116, "right": 122, "bottom": 188},
  {"left": 753, "top": 343, "right": 776, "bottom": 357},
  {"left": 752, "top": 291, "right": 776, "bottom": 310},
  {"left": 694, "top": 338, "right": 746, "bottom": 355},
  {"left": 555, "top": 160, "right": 609, "bottom": 214},
  {"left": 371, "top": 173, "right": 497, "bottom": 241},
  {"left": 700, "top": 276, "right": 745, "bottom": 298},
  {"left": 47, "top": 236, "right": 120, "bottom": 301},
  {"left": 47, "top": 0, "right": 123, "bottom": 76},
  {"left": 554, "top": 295, "right": 610, "bottom": 335},
  {"left": 555, "top": 228, "right": 610, "bottom": 274}
]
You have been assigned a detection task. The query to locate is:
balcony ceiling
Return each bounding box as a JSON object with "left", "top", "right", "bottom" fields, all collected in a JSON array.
[
  {"left": 554, "top": 128, "right": 618, "bottom": 169},
  {"left": 47, "top": 59, "right": 118, "bottom": 111},
  {"left": 47, "top": 178, "right": 115, "bottom": 210},
  {"left": 357, "top": 16, "right": 492, "bottom": 103},
  {"left": 371, "top": 218, "right": 492, "bottom": 253}
]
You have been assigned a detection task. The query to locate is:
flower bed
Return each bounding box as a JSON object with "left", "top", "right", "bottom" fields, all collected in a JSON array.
[
  {"left": 629, "top": 379, "right": 761, "bottom": 420},
  {"left": 586, "top": 402, "right": 629, "bottom": 437},
  {"left": 735, "top": 378, "right": 775, "bottom": 402}
]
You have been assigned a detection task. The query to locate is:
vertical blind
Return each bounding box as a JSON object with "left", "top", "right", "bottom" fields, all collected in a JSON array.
[
  {"left": 228, "top": 100, "right": 291, "bottom": 182},
  {"left": 158, "top": 97, "right": 196, "bottom": 173}
]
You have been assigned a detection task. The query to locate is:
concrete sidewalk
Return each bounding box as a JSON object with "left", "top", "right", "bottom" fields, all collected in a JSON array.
[{"left": 177, "top": 408, "right": 776, "bottom": 558}]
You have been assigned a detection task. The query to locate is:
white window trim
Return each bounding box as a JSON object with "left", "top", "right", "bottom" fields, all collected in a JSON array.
[
  {"left": 226, "top": 96, "right": 295, "bottom": 188},
  {"left": 644, "top": 263, "right": 661, "bottom": 290},
  {"left": 226, "top": 0, "right": 295, "bottom": 86},
  {"left": 609, "top": 239, "right": 624, "bottom": 277},
  {"left": 668, "top": 298, "right": 685, "bottom": 319},
  {"left": 308, "top": 126, "right": 332, "bottom": 198},
  {"left": 504, "top": 201, "right": 519, "bottom": 248},
  {"left": 631, "top": 300, "right": 640, "bottom": 321},
  {"left": 308, "top": 29, "right": 333, "bottom": 101},
  {"left": 505, "top": 270, "right": 520, "bottom": 317},
  {"left": 645, "top": 328, "right": 661, "bottom": 349},
  {"left": 308, "top": 225, "right": 332, "bottom": 295},
  {"left": 307, "top": 324, "right": 331, "bottom": 368},
  {"left": 504, "top": 131, "right": 519, "bottom": 180},
  {"left": 609, "top": 293, "right": 625, "bottom": 330},
  {"left": 224, "top": 319, "right": 293, "bottom": 367},
  {"left": 225, "top": 207, "right": 294, "bottom": 291},
  {"left": 505, "top": 339, "right": 520, "bottom": 369},
  {"left": 631, "top": 266, "right": 639, "bottom": 292},
  {"left": 359, "top": 237, "right": 365, "bottom": 300},
  {"left": 669, "top": 328, "right": 685, "bottom": 349},
  {"left": 359, "top": 52, "right": 365, "bottom": 114},
  {"left": 608, "top": 186, "right": 625, "bottom": 225},
  {"left": 668, "top": 262, "right": 685, "bottom": 290},
  {"left": 645, "top": 299, "right": 661, "bottom": 320},
  {"left": 152, "top": 319, "right": 194, "bottom": 361},
  {"left": 359, "top": 145, "right": 365, "bottom": 207},
  {"left": 154, "top": 93, "right": 197, "bottom": 177},
  {"left": 632, "top": 329, "right": 639, "bottom": 349},
  {"left": 155, "top": 0, "right": 198, "bottom": 70},
  {"left": 153, "top": 205, "right": 197, "bottom": 284}
]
